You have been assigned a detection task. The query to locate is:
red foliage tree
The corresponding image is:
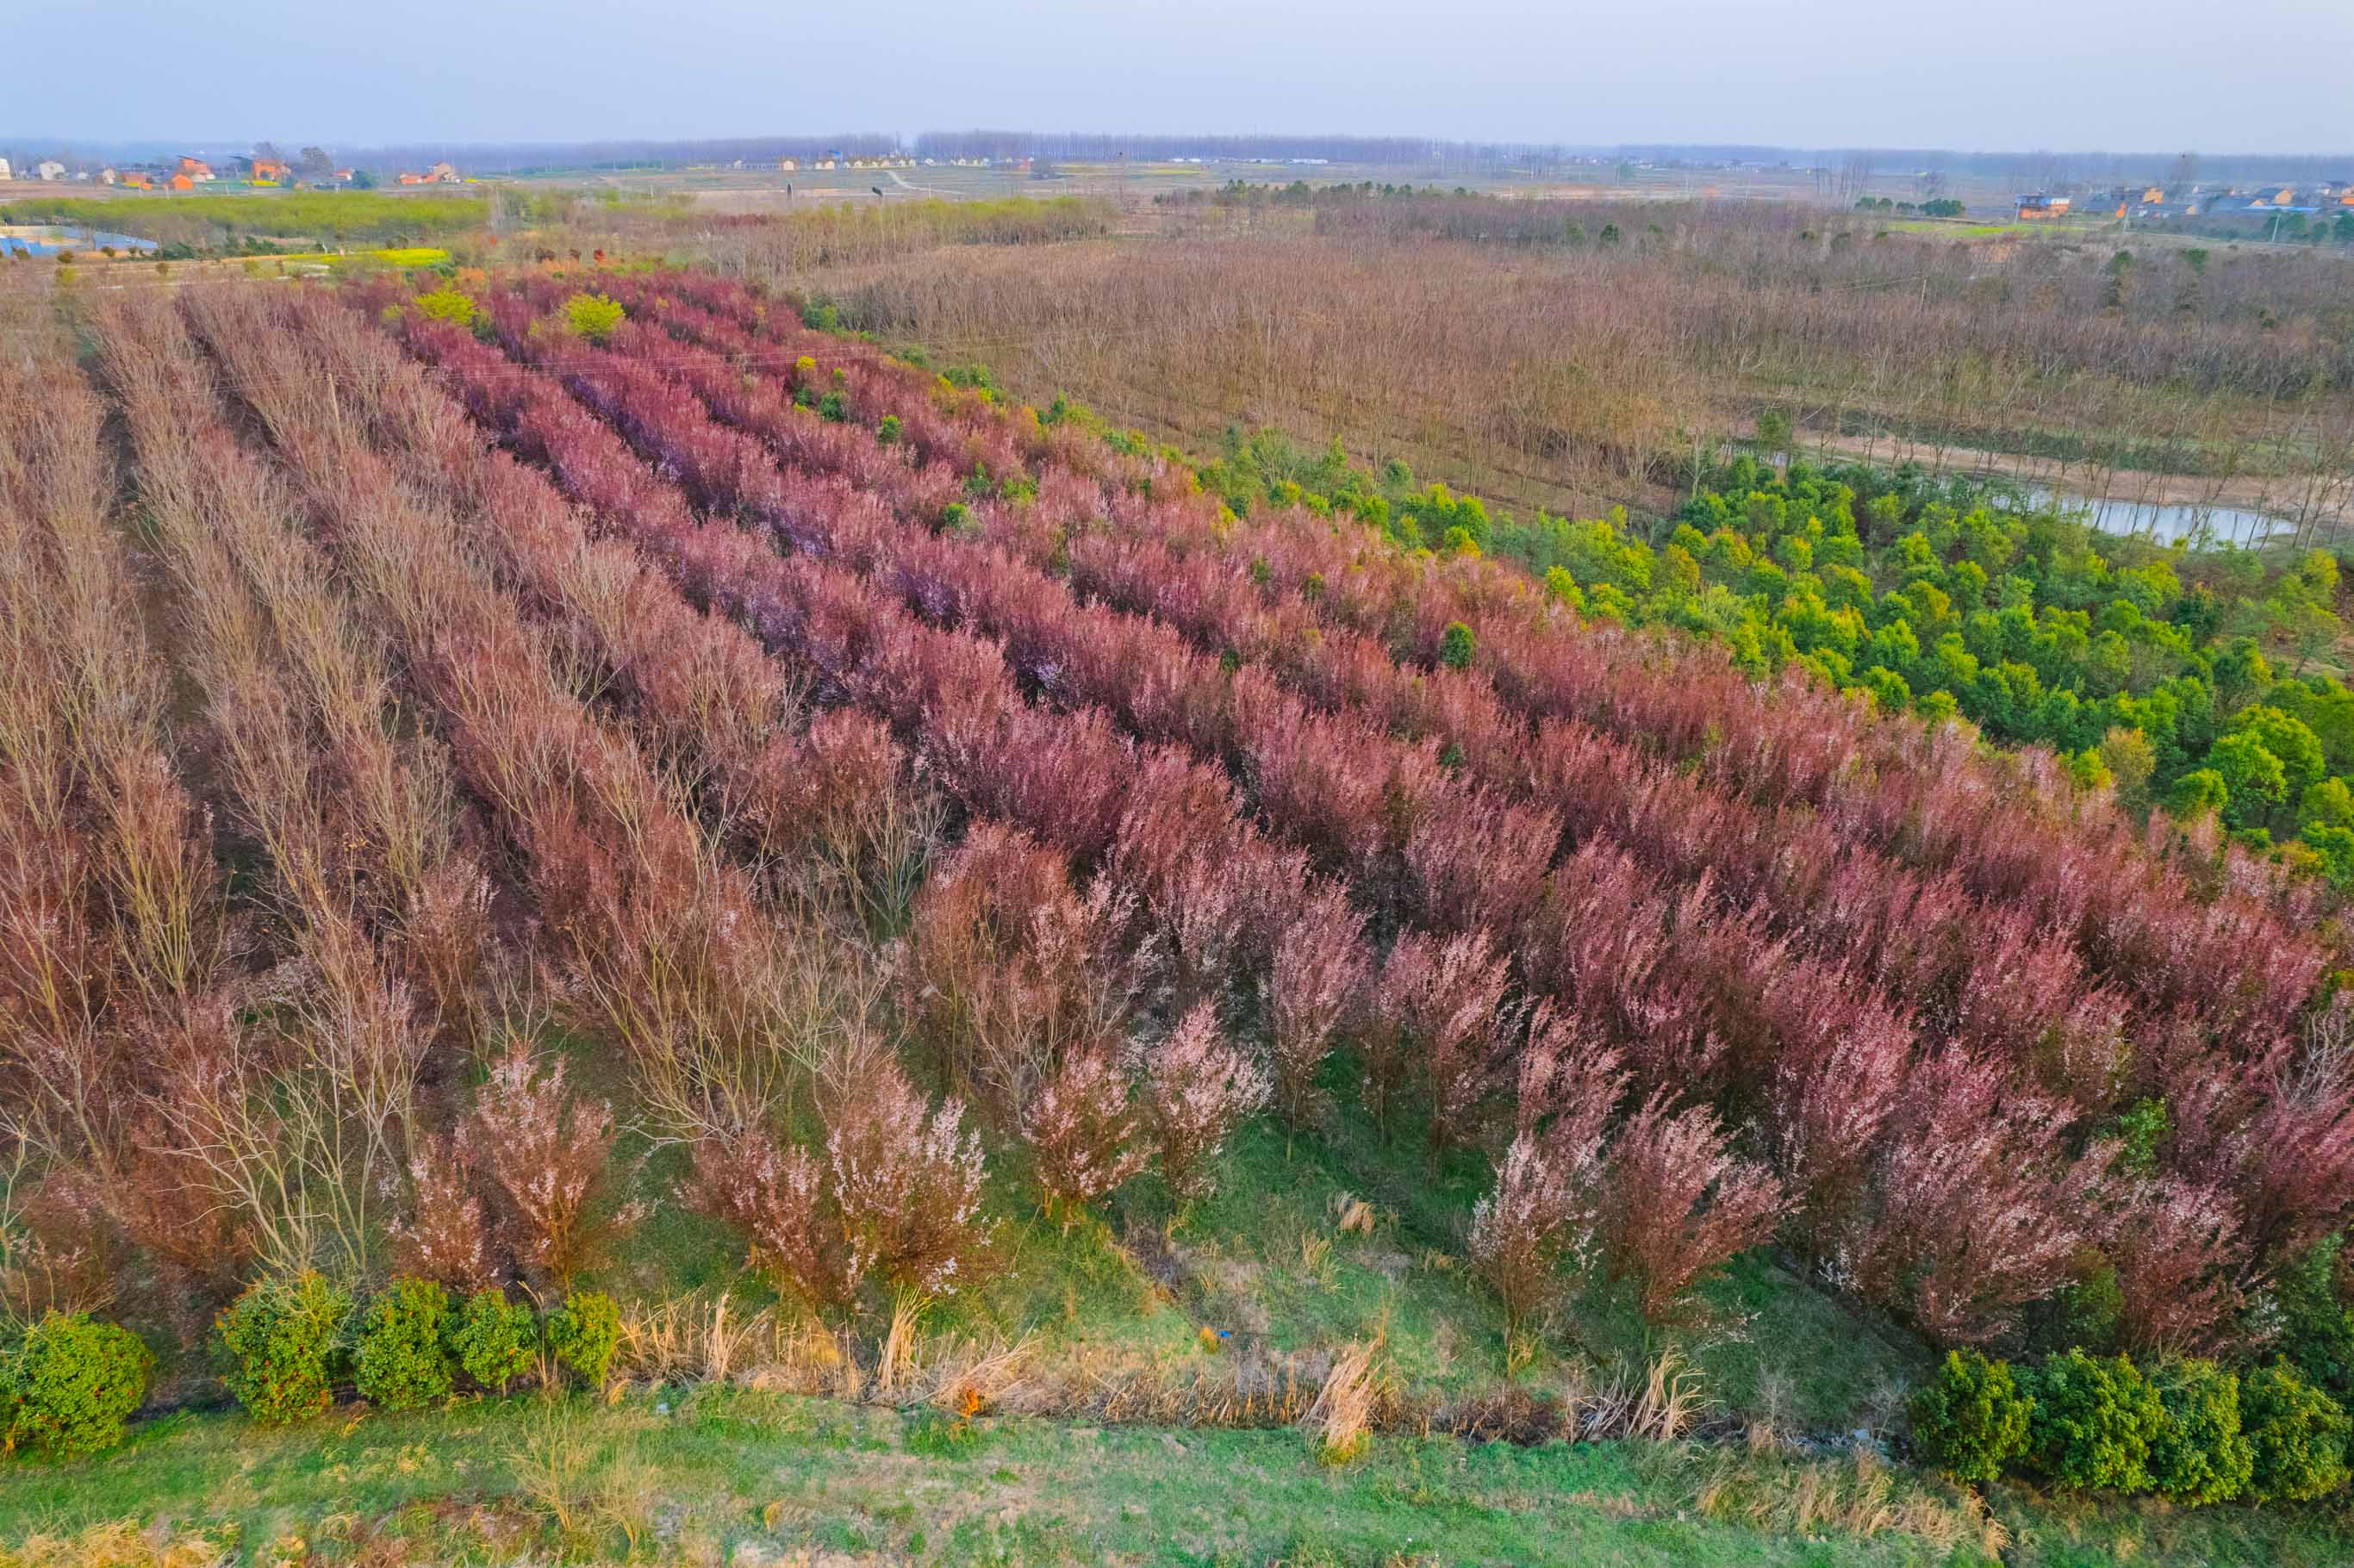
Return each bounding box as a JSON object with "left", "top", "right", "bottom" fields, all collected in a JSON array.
[
  {"left": 1261, "top": 882, "right": 1372, "bottom": 1130},
  {"left": 464, "top": 1038, "right": 646, "bottom": 1289},
  {"left": 1834, "top": 1048, "right": 2106, "bottom": 1346},
  {"left": 1144, "top": 1003, "right": 1268, "bottom": 1200},
  {"left": 1601, "top": 1091, "right": 1787, "bottom": 1323},
  {"left": 1365, "top": 929, "right": 1511, "bottom": 1148},
  {"left": 1020, "top": 1046, "right": 1147, "bottom": 1217}
]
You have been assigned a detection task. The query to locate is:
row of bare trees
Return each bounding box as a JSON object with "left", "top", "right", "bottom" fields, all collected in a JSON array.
[{"left": 746, "top": 204, "right": 2353, "bottom": 532}]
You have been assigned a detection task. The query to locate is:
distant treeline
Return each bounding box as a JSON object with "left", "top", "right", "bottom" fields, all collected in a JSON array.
[
  {"left": 911, "top": 133, "right": 2354, "bottom": 184},
  {"left": 912, "top": 130, "right": 1467, "bottom": 164},
  {"left": 1613, "top": 145, "right": 2354, "bottom": 184},
  {"left": 330, "top": 134, "right": 902, "bottom": 175}
]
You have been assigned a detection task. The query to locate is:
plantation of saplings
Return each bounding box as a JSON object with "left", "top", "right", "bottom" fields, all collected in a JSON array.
[{"left": 2, "top": 262, "right": 2351, "bottom": 1565}]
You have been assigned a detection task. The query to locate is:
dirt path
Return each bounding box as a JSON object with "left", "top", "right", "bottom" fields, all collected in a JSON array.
[{"left": 887, "top": 169, "right": 960, "bottom": 199}]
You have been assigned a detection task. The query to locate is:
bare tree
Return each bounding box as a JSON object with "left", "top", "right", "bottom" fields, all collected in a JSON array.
[{"left": 1835, "top": 152, "right": 1876, "bottom": 204}]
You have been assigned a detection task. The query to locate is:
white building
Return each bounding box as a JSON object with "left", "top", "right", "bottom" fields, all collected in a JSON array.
[
  {"left": 36, "top": 159, "right": 65, "bottom": 181},
  {"left": 0, "top": 159, "right": 13, "bottom": 181}
]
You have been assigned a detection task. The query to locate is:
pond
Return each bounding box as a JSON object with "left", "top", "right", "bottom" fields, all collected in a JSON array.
[
  {"left": 2022, "top": 487, "right": 2289, "bottom": 548},
  {"left": 0, "top": 224, "right": 159, "bottom": 257}
]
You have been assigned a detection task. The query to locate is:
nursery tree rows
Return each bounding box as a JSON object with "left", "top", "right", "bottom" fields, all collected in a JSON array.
[{"left": 0, "top": 268, "right": 2348, "bottom": 1478}]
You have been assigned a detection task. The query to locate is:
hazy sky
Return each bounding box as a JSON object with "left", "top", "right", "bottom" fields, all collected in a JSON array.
[{"left": 13, "top": 0, "right": 2352, "bottom": 152}]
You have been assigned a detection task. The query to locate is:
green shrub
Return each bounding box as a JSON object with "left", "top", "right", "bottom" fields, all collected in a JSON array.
[
  {"left": 2046, "top": 1257, "right": 2123, "bottom": 1353},
  {"left": 353, "top": 1277, "right": 456, "bottom": 1411},
  {"left": 1440, "top": 621, "right": 1476, "bottom": 671},
  {"left": 2273, "top": 1235, "right": 2354, "bottom": 1402},
  {"left": 1909, "top": 1350, "right": 2032, "bottom": 1484},
  {"left": 2147, "top": 1358, "right": 2252, "bottom": 1505},
  {"left": 817, "top": 390, "right": 847, "bottom": 423},
  {"left": 546, "top": 1291, "right": 620, "bottom": 1387},
  {"left": 562, "top": 292, "right": 625, "bottom": 345},
  {"left": 2021, "top": 1348, "right": 2164, "bottom": 1493},
  {"left": 876, "top": 414, "right": 903, "bottom": 445},
  {"left": 1, "top": 1312, "right": 153, "bottom": 1459},
  {"left": 2243, "top": 1360, "right": 2352, "bottom": 1503},
  {"left": 215, "top": 1272, "right": 352, "bottom": 1426},
  {"left": 451, "top": 1289, "right": 536, "bottom": 1393},
  {"left": 412, "top": 287, "right": 474, "bottom": 327}
]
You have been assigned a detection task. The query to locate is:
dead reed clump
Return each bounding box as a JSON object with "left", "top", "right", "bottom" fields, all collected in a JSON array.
[
  {"left": 1745, "top": 1364, "right": 1798, "bottom": 1456},
  {"left": 1556, "top": 1349, "right": 1715, "bottom": 1444},
  {"left": 506, "top": 1391, "right": 605, "bottom": 1552},
  {"left": 922, "top": 1335, "right": 1037, "bottom": 1419},
  {"left": 615, "top": 1291, "right": 775, "bottom": 1385},
  {"left": 1632, "top": 1347, "right": 1711, "bottom": 1441},
  {"left": 873, "top": 1293, "right": 925, "bottom": 1397},
  {"left": 1438, "top": 1382, "right": 1566, "bottom": 1446},
  {"left": 1305, "top": 1337, "right": 1386, "bottom": 1464}
]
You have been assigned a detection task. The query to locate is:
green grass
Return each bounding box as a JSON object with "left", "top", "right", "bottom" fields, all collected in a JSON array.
[
  {"left": 0, "top": 1387, "right": 1953, "bottom": 1565},
  {"left": 0, "top": 193, "right": 489, "bottom": 247},
  {"left": 1886, "top": 220, "right": 2046, "bottom": 240},
  {"left": 8, "top": 1385, "right": 2351, "bottom": 1565}
]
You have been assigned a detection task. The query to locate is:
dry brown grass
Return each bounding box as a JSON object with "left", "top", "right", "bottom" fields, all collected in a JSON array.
[
  {"left": 1677, "top": 1443, "right": 2011, "bottom": 1558},
  {"left": 611, "top": 1289, "right": 1339, "bottom": 1430},
  {"left": 0, "top": 1521, "right": 232, "bottom": 1568},
  {"left": 503, "top": 1391, "right": 657, "bottom": 1559},
  {"left": 1328, "top": 1192, "right": 1377, "bottom": 1236}
]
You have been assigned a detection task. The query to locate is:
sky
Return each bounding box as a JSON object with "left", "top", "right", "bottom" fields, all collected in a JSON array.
[{"left": 11, "top": 0, "right": 2353, "bottom": 153}]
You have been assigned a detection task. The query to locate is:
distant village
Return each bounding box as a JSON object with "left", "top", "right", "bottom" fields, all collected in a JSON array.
[
  {"left": 2016, "top": 179, "right": 2354, "bottom": 233},
  {"left": 0, "top": 147, "right": 464, "bottom": 190}
]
